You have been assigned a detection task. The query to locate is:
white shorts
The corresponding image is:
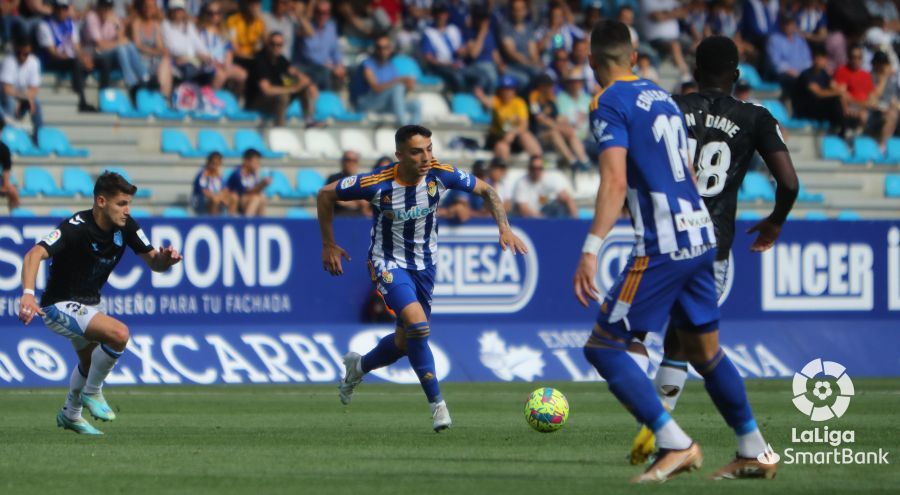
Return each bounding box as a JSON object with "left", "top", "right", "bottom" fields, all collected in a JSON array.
[
  {"left": 714, "top": 258, "right": 731, "bottom": 301},
  {"left": 41, "top": 301, "right": 105, "bottom": 351}
]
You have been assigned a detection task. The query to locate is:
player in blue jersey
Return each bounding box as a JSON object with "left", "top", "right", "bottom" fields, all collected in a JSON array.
[
  {"left": 317, "top": 125, "right": 527, "bottom": 432},
  {"left": 572, "top": 21, "right": 774, "bottom": 482}
]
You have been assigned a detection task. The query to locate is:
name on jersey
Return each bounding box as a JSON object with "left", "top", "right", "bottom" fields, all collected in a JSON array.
[
  {"left": 636, "top": 90, "right": 677, "bottom": 111},
  {"left": 684, "top": 113, "right": 742, "bottom": 138},
  {"left": 383, "top": 205, "right": 436, "bottom": 222}
]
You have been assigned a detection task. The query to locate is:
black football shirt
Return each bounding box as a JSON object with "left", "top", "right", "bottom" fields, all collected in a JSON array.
[
  {"left": 674, "top": 91, "right": 789, "bottom": 259},
  {"left": 37, "top": 210, "right": 153, "bottom": 307}
]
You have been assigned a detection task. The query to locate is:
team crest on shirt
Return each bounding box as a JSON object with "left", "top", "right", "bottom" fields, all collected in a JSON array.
[
  {"left": 113, "top": 231, "right": 123, "bottom": 247},
  {"left": 42, "top": 229, "right": 62, "bottom": 246},
  {"left": 381, "top": 270, "right": 393, "bottom": 284},
  {"left": 427, "top": 180, "right": 437, "bottom": 197},
  {"left": 340, "top": 176, "right": 357, "bottom": 189}
]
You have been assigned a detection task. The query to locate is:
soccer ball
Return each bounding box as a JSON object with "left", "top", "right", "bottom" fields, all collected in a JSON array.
[{"left": 524, "top": 387, "right": 569, "bottom": 432}]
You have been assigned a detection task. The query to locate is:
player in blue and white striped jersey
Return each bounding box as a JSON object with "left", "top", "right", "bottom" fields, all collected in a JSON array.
[{"left": 317, "top": 125, "right": 527, "bottom": 432}]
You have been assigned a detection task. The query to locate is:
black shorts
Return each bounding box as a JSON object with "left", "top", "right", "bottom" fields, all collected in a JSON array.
[{"left": 485, "top": 133, "right": 524, "bottom": 153}]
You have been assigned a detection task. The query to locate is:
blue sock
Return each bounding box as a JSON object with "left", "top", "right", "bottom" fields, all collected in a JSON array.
[
  {"left": 695, "top": 348, "right": 757, "bottom": 434},
  {"left": 405, "top": 322, "right": 442, "bottom": 403},
  {"left": 361, "top": 331, "right": 405, "bottom": 373},
  {"left": 583, "top": 332, "right": 668, "bottom": 429}
]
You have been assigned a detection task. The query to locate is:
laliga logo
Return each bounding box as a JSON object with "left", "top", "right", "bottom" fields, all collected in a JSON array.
[{"left": 792, "top": 358, "right": 854, "bottom": 422}]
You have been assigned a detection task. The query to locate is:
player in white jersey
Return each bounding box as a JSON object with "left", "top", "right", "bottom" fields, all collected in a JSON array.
[{"left": 317, "top": 125, "right": 527, "bottom": 431}]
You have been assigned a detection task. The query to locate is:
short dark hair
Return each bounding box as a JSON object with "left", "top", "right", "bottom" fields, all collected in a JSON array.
[
  {"left": 243, "top": 148, "right": 262, "bottom": 160},
  {"left": 94, "top": 171, "right": 137, "bottom": 198},
  {"left": 395, "top": 125, "right": 432, "bottom": 148},
  {"left": 206, "top": 151, "right": 223, "bottom": 164},
  {"left": 810, "top": 42, "right": 827, "bottom": 58},
  {"left": 590, "top": 20, "right": 633, "bottom": 71},
  {"left": 695, "top": 36, "right": 739, "bottom": 79}
]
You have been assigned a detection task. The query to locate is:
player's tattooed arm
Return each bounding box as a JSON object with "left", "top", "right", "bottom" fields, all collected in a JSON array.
[{"left": 474, "top": 178, "right": 528, "bottom": 254}]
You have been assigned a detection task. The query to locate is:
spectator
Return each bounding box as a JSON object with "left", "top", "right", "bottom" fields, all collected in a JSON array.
[
  {"left": 373, "top": 155, "right": 393, "bottom": 169},
  {"left": 794, "top": 45, "right": 846, "bottom": 134},
  {"left": 325, "top": 150, "right": 371, "bottom": 216},
  {"left": 639, "top": 0, "right": 689, "bottom": 78},
  {"left": 636, "top": 53, "right": 660, "bottom": 84},
  {"left": 617, "top": 6, "right": 640, "bottom": 50},
  {"left": 741, "top": 0, "right": 779, "bottom": 56},
  {"left": 84, "top": 0, "right": 150, "bottom": 96},
  {"left": 0, "top": 116, "right": 20, "bottom": 212},
  {"left": 162, "top": 0, "right": 213, "bottom": 85},
  {"left": 245, "top": 32, "right": 319, "bottom": 127},
  {"left": 439, "top": 160, "right": 488, "bottom": 223},
  {"left": 263, "top": 0, "right": 298, "bottom": 61},
  {"left": 683, "top": 0, "right": 708, "bottom": 50},
  {"left": 1, "top": 37, "right": 42, "bottom": 141},
  {"left": 571, "top": 39, "right": 595, "bottom": 94},
  {"left": 463, "top": 6, "right": 502, "bottom": 94},
  {"left": 546, "top": 48, "right": 571, "bottom": 89},
  {"left": 500, "top": 0, "right": 541, "bottom": 88},
  {"left": 485, "top": 157, "right": 512, "bottom": 212},
  {"left": 334, "top": 0, "right": 393, "bottom": 41},
  {"left": 36, "top": 0, "right": 98, "bottom": 112},
  {"left": 131, "top": 0, "right": 173, "bottom": 100},
  {"left": 529, "top": 73, "right": 590, "bottom": 170},
  {"left": 11, "top": 0, "right": 51, "bottom": 40},
  {"left": 556, "top": 68, "right": 592, "bottom": 168},
  {"left": 197, "top": 1, "right": 247, "bottom": 93},
  {"left": 709, "top": 0, "right": 755, "bottom": 64},
  {"left": 421, "top": 4, "right": 484, "bottom": 93},
  {"left": 296, "top": 0, "right": 347, "bottom": 90},
  {"left": 795, "top": 0, "right": 828, "bottom": 44},
  {"left": 192, "top": 152, "right": 236, "bottom": 215},
  {"left": 734, "top": 79, "right": 754, "bottom": 102},
  {"left": 356, "top": 35, "right": 421, "bottom": 125},
  {"left": 583, "top": 6, "right": 604, "bottom": 33},
  {"left": 0, "top": 1, "right": 15, "bottom": 49},
  {"left": 867, "top": 51, "right": 898, "bottom": 152},
  {"left": 477, "top": 75, "right": 542, "bottom": 161},
  {"left": 866, "top": 0, "right": 900, "bottom": 32},
  {"left": 225, "top": 148, "right": 271, "bottom": 217},
  {"left": 835, "top": 45, "right": 875, "bottom": 126},
  {"left": 766, "top": 17, "right": 812, "bottom": 102},
  {"left": 445, "top": 0, "right": 469, "bottom": 30},
  {"left": 227, "top": 0, "right": 265, "bottom": 72},
  {"left": 537, "top": 2, "right": 584, "bottom": 65},
  {"left": 512, "top": 155, "right": 577, "bottom": 218}
]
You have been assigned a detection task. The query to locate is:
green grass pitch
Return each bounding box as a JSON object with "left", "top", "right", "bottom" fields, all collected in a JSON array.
[{"left": 0, "top": 379, "right": 897, "bottom": 494}]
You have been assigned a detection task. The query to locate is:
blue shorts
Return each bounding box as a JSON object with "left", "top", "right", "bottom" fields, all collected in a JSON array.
[
  {"left": 597, "top": 248, "right": 720, "bottom": 338},
  {"left": 373, "top": 264, "right": 436, "bottom": 320}
]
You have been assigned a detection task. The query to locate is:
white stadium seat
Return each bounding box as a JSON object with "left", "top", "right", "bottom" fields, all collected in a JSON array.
[
  {"left": 268, "top": 128, "right": 310, "bottom": 159},
  {"left": 374, "top": 128, "right": 395, "bottom": 156},
  {"left": 339, "top": 129, "right": 378, "bottom": 159},
  {"left": 417, "top": 92, "right": 465, "bottom": 124},
  {"left": 303, "top": 129, "right": 342, "bottom": 159}
]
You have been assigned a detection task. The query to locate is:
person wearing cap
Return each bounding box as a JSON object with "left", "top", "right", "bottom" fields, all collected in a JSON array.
[
  {"left": 867, "top": 50, "right": 899, "bottom": 152},
  {"left": 511, "top": 155, "right": 577, "bottom": 218},
  {"left": 131, "top": 0, "right": 173, "bottom": 101},
  {"left": 529, "top": 72, "right": 589, "bottom": 170},
  {"left": 556, "top": 67, "right": 592, "bottom": 167},
  {"left": 296, "top": 0, "right": 347, "bottom": 91},
  {"left": 244, "top": 31, "right": 320, "bottom": 127},
  {"left": 421, "top": 3, "right": 485, "bottom": 93},
  {"left": 161, "top": 0, "right": 213, "bottom": 85},
  {"left": 36, "top": 0, "right": 98, "bottom": 113},
  {"left": 356, "top": 34, "right": 421, "bottom": 125},
  {"left": 794, "top": 43, "right": 846, "bottom": 134},
  {"left": 1, "top": 36, "right": 43, "bottom": 141},
  {"left": 226, "top": 0, "right": 266, "bottom": 72},
  {"left": 84, "top": 0, "right": 150, "bottom": 95},
  {"left": 476, "top": 75, "right": 542, "bottom": 161}
]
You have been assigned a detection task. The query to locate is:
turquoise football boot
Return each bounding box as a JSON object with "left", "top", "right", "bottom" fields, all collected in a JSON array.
[
  {"left": 56, "top": 410, "right": 103, "bottom": 435},
  {"left": 81, "top": 392, "right": 117, "bottom": 422}
]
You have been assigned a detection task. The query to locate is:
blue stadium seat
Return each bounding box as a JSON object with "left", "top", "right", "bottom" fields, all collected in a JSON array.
[
  {"left": 820, "top": 135, "right": 851, "bottom": 161},
  {"left": 37, "top": 127, "right": 89, "bottom": 157},
  {"left": 160, "top": 129, "right": 207, "bottom": 158},
  {"left": 11, "top": 208, "right": 35, "bottom": 216},
  {"left": 391, "top": 54, "right": 442, "bottom": 86},
  {"left": 233, "top": 129, "right": 285, "bottom": 159},
  {"left": 886, "top": 174, "right": 900, "bottom": 198},
  {"left": 197, "top": 129, "right": 241, "bottom": 158},
  {"left": 103, "top": 167, "right": 152, "bottom": 198},
  {"left": 315, "top": 91, "right": 364, "bottom": 122},
  {"left": 577, "top": 208, "right": 593, "bottom": 219},
  {"left": 737, "top": 63, "right": 780, "bottom": 92},
  {"left": 760, "top": 99, "right": 811, "bottom": 129},
  {"left": 296, "top": 169, "right": 326, "bottom": 198},
  {"left": 214, "top": 90, "right": 261, "bottom": 121},
  {"left": 804, "top": 210, "right": 828, "bottom": 220},
  {"left": 62, "top": 168, "right": 94, "bottom": 196},
  {"left": 797, "top": 182, "right": 825, "bottom": 203},
  {"left": 884, "top": 137, "right": 900, "bottom": 164},
  {"left": 98, "top": 88, "right": 148, "bottom": 119},
  {"left": 2, "top": 127, "right": 49, "bottom": 157},
  {"left": 285, "top": 207, "right": 313, "bottom": 218},
  {"left": 264, "top": 169, "right": 299, "bottom": 198},
  {"left": 162, "top": 207, "right": 190, "bottom": 218},
  {"left": 848, "top": 136, "right": 884, "bottom": 164},
  {"left": 286, "top": 100, "right": 303, "bottom": 120},
  {"left": 736, "top": 211, "right": 763, "bottom": 221},
  {"left": 451, "top": 93, "right": 491, "bottom": 124},
  {"left": 49, "top": 208, "right": 73, "bottom": 218},
  {"left": 21, "top": 167, "right": 69, "bottom": 197},
  {"left": 739, "top": 171, "right": 775, "bottom": 201},
  {"left": 836, "top": 210, "right": 861, "bottom": 220},
  {"left": 130, "top": 208, "right": 151, "bottom": 218},
  {"left": 136, "top": 89, "right": 186, "bottom": 121}
]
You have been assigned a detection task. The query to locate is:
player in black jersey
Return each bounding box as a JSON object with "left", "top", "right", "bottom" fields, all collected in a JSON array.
[
  {"left": 629, "top": 37, "right": 798, "bottom": 478},
  {"left": 17, "top": 172, "right": 182, "bottom": 435}
]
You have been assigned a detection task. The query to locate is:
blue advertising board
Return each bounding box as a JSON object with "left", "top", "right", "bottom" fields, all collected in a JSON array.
[{"left": 0, "top": 217, "right": 897, "bottom": 386}]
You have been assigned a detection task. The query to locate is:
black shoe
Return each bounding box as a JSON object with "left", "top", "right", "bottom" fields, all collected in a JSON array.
[{"left": 78, "top": 102, "right": 98, "bottom": 113}]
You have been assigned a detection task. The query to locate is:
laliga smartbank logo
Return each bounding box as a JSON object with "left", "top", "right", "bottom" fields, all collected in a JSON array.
[{"left": 764, "top": 359, "right": 890, "bottom": 466}]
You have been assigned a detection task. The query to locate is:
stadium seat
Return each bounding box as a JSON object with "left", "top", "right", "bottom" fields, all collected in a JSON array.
[
  {"left": 804, "top": 210, "right": 828, "bottom": 220},
  {"left": 886, "top": 175, "right": 900, "bottom": 198},
  {"left": 136, "top": 89, "right": 186, "bottom": 120},
  {"left": 737, "top": 63, "right": 780, "bottom": 92},
  {"left": 315, "top": 91, "right": 364, "bottom": 122},
  {"left": 103, "top": 167, "right": 152, "bottom": 198},
  {"left": 130, "top": 208, "right": 151, "bottom": 218},
  {"left": 21, "top": 167, "right": 68, "bottom": 197},
  {"left": 263, "top": 169, "right": 299, "bottom": 198},
  {"left": 162, "top": 207, "right": 190, "bottom": 218},
  {"left": 98, "top": 88, "right": 148, "bottom": 119},
  {"left": 760, "top": 99, "right": 811, "bottom": 129},
  {"left": 197, "top": 129, "right": 241, "bottom": 158},
  {"left": 214, "top": 90, "right": 260, "bottom": 121},
  {"left": 10, "top": 207, "right": 35, "bottom": 216},
  {"left": 577, "top": 208, "right": 593, "bottom": 219},
  {"left": 736, "top": 211, "right": 763, "bottom": 220},
  {"left": 268, "top": 128, "right": 309, "bottom": 158},
  {"left": 451, "top": 93, "right": 491, "bottom": 124},
  {"left": 161, "top": 129, "right": 207, "bottom": 158},
  {"left": 797, "top": 182, "right": 825, "bottom": 203},
  {"left": 836, "top": 210, "right": 861, "bottom": 220},
  {"left": 339, "top": 129, "right": 378, "bottom": 158},
  {"left": 2, "top": 127, "right": 49, "bottom": 157},
  {"left": 417, "top": 92, "right": 455, "bottom": 123},
  {"left": 820, "top": 135, "right": 851, "bottom": 161},
  {"left": 286, "top": 99, "right": 303, "bottom": 120},
  {"left": 37, "top": 127, "right": 89, "bottom": 157},
  {"left": 391, "top": 54, "right": 442, "bottom": 86},
  {"left": 285, "top": 207, "right": 313, "bottom": 218},
  {"left": 885, "top": 137, "right": 900, "bottom": 164},
  {"left": 49, "top": 208, "right": 73, "bottom": 218},
  {"left": 847, "top": 136, "right": 884, "bottom": 164},
  {"left": 739, "top": 171, "right": 775, "bottom": 201},
  {"left": 62, "top": 168, "right": 95, "bottom": 196},
  {"left": 374, "top": 128, "right": 396, "bottom": 155},
  {"left": 233, "top": 129, "right": 286, "bottom": 159},
  {"left": 303, "top": 129, "right": 341, "bottom": 158},
  {"left": 296, "top": 169, "right": 326, "bottom": 198}
]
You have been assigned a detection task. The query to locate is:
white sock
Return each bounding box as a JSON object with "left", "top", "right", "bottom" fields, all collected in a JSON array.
[
  {"left": 429, "top": 400, "right": 446, "bottom": 413},
  {"left": 655, "top": 418, "right": 692, "bottom": 450},
  {"left": 63, "top": 363, "right": 88, "bottom": 420},
  {"left": 653, "top": 361, "right": 689, "bottom": 411},
  {"left": 627, "top": 351, "right": 650, "bottom": 376},
  {"left": 83, "top": 345, "right": 121, "bottom": 395},
  {"left": 738, "top": 428, "right": 767, "bottom": 458}
]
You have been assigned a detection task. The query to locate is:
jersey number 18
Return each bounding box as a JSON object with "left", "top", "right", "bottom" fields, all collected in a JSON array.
[{"left": 687, "top": 138, "right": 731, "bottom": 197}]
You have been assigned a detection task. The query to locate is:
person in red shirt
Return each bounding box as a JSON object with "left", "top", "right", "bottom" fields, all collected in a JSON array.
[{"left": 834, "top": 45, "right": 875, "bottom": 125}]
